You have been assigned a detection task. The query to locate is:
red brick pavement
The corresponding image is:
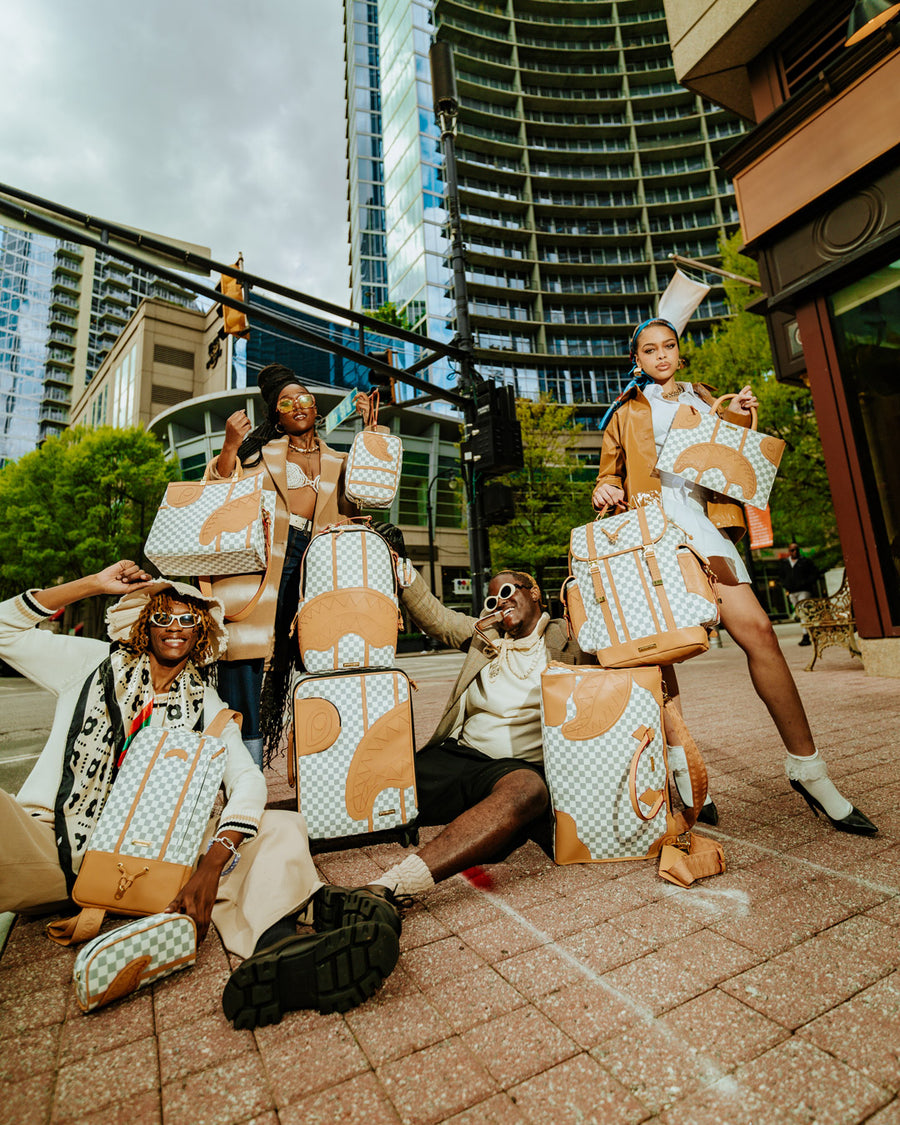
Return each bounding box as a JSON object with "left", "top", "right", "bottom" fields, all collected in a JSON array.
[{"left": 1, "top": 628, "right": 898, "bottom": 1124}]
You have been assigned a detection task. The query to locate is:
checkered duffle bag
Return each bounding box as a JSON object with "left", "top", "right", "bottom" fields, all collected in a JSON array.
[
  {"left": 656, "top": 394, "right": 785, "bottom": 511},
  {"left": 145, "top": 474, "right": 276, "bottom": 577},
  {"left": 541, "top": 663, "right": 671, "bottom": 863},
  {"left": 567, "top": 495, "right": 719, "bottom": 667},
  {"left": 297, "top": 520, "right": 400, "bottom": 672},
  {"left": 290, "top": 668, "right": 417, "bottom": 841},
  {"left": 344, "top": 391, "right": 403, "bottom": 509},
  {"left": 73, "top": 912, "right": 197, "bottom": 1013},
  {"left": 541, "top": 663, "right": 725, "bottom": 885},
  {"left": 46, "top": 709, "right": 235, "bottom": 947}
]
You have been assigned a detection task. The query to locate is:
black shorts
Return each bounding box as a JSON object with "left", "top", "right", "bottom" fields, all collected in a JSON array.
[{"left": 413, "top": 738, "right": 553, "bottom": 859}]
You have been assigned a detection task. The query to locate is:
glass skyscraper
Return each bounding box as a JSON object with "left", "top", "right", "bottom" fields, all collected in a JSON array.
[
  {"left": 0, "top": 222, "right": 197, "bottom": 464},
  {"left": 345, "top": 0, "right": 746, "bottom": 411}
]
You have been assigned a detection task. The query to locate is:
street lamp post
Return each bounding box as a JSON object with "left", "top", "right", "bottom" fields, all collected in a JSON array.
[{"left": 426, "top": 468, "right": 458, "bottom": 595}]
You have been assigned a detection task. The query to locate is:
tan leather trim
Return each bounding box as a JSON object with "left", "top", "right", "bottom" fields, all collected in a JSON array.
[
  {"left": 73, "top": 853, "right": 191, "bottom": 916},
  {"left": 678, "top": 550, "right": 717, "bottom": 603},
  {"left": 94, "top": 956, "right": 151, "bottom": 1009},
  {"left": 604, "top": 557, "right": 629, "bottom": 641},
  {"left": 553, "top": 809, "right": 594, "bottom": 864},
  {"left": 345, "top": 700, "right": 416, "bottom": 828},
  {"left": 559, "top": 669, "right": 633, "bottom": 741},
  {"left": 633, "top": 549, "right": 663, "bottom": 635},
  {"left": 294, "top": 697, "right": 342, "bottom": 756},
  {"left": 296, "top": 589, "right": 398, "bottom": 667},
  {"left": 670, "top": 405, "right": 703, "bottom": 430},
  {"left": 596, "top": 626, "right": 709, "bottom": 668}
]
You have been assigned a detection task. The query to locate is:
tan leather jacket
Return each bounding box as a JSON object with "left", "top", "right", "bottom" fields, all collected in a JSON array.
[
  {"left": 205, "top": 435, "right": 358, "bottom": 662},
  {"left": 596, "top": 384, "right": 748, "bottom": 542}
]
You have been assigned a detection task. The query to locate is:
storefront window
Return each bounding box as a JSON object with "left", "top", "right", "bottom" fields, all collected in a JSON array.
[{"left": 830, "top": 258, "right": 900, "bottom": 621}]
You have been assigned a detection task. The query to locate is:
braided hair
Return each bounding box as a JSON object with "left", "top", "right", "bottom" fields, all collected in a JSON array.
[{"left": 236, "top": 363, "right": 313, "bottom": 467}]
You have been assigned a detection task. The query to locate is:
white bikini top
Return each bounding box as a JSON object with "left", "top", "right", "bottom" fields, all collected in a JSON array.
[{"left": 285, "top": 460, "right": 320, "bottom": 493}]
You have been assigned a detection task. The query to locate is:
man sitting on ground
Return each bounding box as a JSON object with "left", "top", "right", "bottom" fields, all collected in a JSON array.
[
  {"left": 0, "top": 561, "right": 399, "bottom": 1028},
  {"left": 344, "top": 538, "right": 592, "bottom": 907}
]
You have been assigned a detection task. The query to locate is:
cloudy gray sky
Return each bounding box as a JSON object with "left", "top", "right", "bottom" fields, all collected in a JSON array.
[{"left": 1, "top": 0, "right": 350, "bottom": 307}]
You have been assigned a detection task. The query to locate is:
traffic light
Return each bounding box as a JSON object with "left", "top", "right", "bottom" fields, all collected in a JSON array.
[
  {"left": 482, "top": 481, "right": 515, "bottom": 525},
  {"left": 461, "top": 382, "right": 523, "bottom": 476},
  {"left": 219, "top": 255, "right": 249, "bottom": 339},
  {"left": 367, "top": 348, "right": 396, "bottom": 404}
]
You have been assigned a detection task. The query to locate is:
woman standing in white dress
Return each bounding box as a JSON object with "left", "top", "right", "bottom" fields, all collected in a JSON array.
[{"left": 592, "top": 318, "right": 877, "bottom": 836}]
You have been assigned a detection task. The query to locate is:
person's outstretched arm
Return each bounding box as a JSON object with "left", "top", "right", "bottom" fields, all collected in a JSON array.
[{"left": 31, "top": 560, "right": 154, "bottom": 614}]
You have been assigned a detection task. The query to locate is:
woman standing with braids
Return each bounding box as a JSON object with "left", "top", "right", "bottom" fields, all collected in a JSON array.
[{"left": 205, "top": 364, "right": 367, "bottom": 767}]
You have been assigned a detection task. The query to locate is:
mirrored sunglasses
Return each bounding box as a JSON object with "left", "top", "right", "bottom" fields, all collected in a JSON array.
[
  {"left": 276, "top": 393, "right": 316, "bottom": 412},
  {"left": 150, "top": 612, "right": 199, "bottom": 628},
  {"left": 483, "top": 582, "right": 529, "bottom": 613}
]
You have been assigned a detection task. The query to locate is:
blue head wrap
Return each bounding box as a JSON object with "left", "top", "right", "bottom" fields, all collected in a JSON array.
[{"left": 598, "top": 318, "right": 681, "bottom": 432}]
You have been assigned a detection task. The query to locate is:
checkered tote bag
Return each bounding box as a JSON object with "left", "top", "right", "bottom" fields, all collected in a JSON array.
[
  {"left": 344, "top": 391, "right": 403, "bottom": 509},
  {"left": 73, "top": 912, "right": 197, "bottom": 1012},
  {"left": 567, "top": 495, "right": 719, "bottom": 667},
  {"left": 145, "top": 474, "right": 276, "bottom": 577},
  {"left": 541, "top": 663, "right": 671, "bottom": 863},
  {"left": 297, "top": 520, "right": 400, "bottom": 672},
  {"left": 46, "top": 709, "right": 235, "bottom": 947},
  {"left": 656, "top": 394, "right": 785, "bottom": 511}
]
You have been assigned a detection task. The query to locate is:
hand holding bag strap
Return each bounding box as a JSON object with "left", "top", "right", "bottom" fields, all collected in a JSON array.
[
  {"left": 628, "top": 727, "right": 666, "bottom": 821},
  {"left": 46, "top": 906, "right": 107, "bottom": 947},
  {"left": 709, "top": 392, "right": 758, "bottom": 432}
]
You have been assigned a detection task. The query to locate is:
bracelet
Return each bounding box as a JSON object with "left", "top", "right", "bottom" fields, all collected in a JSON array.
[{"left": 208, "top": 833, "right": 241, "bottom": 876}]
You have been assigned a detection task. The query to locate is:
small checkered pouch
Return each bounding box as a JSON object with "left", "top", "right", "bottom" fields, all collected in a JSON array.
[
  {"left": 344, "top": 391, "right": 403, "bottom": 509},
  {"left": 73, "top": 913, "right": 197, "bottom": 1013}
]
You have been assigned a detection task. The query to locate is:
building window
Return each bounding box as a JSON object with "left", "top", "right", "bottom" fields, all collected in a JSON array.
[{"left": 830, "top": 258, "right": 900, "bottom": 621}]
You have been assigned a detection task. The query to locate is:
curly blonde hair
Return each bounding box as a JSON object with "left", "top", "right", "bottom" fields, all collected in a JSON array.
[{"left": 123, "top": 592, "right": 218, "bottom": 666}]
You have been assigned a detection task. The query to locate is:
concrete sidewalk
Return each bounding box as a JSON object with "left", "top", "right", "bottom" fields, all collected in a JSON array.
[{"left": 1, "top": 626, "right": 897, "bottom": 1124}]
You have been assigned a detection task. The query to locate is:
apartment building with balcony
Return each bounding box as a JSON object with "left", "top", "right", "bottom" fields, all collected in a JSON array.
[
  {"left": 348, "top": 0, "right": 746, "bottom": 413},
  {"left": 0, "top": 222, "right": 199, "bottom": 463}
]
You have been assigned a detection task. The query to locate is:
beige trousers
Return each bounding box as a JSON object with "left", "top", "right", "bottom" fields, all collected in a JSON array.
[{"left": 0, "top": 792, "right": 322, "bottom": 960}]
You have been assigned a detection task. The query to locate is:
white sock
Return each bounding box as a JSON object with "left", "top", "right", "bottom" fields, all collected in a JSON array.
[
  {"left": 785, "top": 751, "right": 853, "bottom": 820},
  {"left": 667, "top": 744, "right": 713, "bottom": 808},
  {"left": 370, "top": 854, "right": 435, "bottom": 898}
]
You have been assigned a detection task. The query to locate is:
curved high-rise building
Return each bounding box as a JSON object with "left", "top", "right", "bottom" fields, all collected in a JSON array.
[{"left": 350, "top": 0, "right": 746, "bottom": 413}]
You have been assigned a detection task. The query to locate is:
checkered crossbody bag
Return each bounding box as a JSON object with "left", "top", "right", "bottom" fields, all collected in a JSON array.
[
  {"left": 344, "top": 390, "right": 403, "bottom": 509},
  {"left": 566, "top": 495, "right": 719, "bottom": 668},
  {"left": 47, "top": 709, "right": 235, "bottom": 947}
]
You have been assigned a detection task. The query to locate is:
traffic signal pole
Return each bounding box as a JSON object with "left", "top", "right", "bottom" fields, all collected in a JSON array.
[{"left": 430, "top": 41, "right": 491, "bottom": 611}]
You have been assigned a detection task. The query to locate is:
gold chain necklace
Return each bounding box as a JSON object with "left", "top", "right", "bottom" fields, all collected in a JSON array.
[{"left": 661, "top": 382, "right": 685, "bottom": 400}]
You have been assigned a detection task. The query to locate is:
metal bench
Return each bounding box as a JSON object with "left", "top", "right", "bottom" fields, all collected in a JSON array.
[{"left": 795, "top": 571, "right": 862, "bottom": 671}]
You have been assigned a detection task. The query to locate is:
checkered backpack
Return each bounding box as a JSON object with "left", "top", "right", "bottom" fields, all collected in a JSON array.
[
  {"left": 566, "top": 495, "right": 719, "bottom": 667},
  {"left": 47, "top": 708, "right": 235, "bottom": 946},
  {"left": 296, "top": 520, "right": 401, "bottom": 672}
]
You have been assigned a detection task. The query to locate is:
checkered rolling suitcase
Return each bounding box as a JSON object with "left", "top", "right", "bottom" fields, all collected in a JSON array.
[
  {"left": 540, "top": 663, "right": 671, "bottom": 864},
  {"left": 296, "top": 521, "right": 401, "bottom": 673},
  {"left": 73, "top": 912, "right": 197, "bottom": 1013},
  {"left": 290, "top": 668, "right": 417, "bottom": 843},
  {"left": 47, "top": 709, "right": 235, "bottom": 946},
  {"left": 566, "top": 495, "right": 719, "bottom": 667}
]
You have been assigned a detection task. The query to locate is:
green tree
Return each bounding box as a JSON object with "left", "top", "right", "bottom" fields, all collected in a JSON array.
[
  {"left": 681, "top": 235, "right": 841, "bottom": 562},
  {"left": 367, "top": 301, "right": 412, "bottom": 331},
  {"left": 488, "top": 396, "right": 594, "bottom": 593},
  {"left": 0, "top": 426, "right": 179, "bottom": 616}
]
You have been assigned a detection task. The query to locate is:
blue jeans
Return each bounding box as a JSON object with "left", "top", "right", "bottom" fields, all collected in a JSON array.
[{"left": 218, "top": 526, "right": 310, "bottom": 741}]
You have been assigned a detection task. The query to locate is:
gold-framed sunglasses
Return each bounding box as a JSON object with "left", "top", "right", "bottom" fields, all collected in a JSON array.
[
  {"left": 483, "top": 582, "right": 529, "bottom": 614},
  {"left": 150, "top": 611, "right": 199, "bottom": 628},
  {"left": 276, "top": 393, "right": 316, "bottom": 412}
]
